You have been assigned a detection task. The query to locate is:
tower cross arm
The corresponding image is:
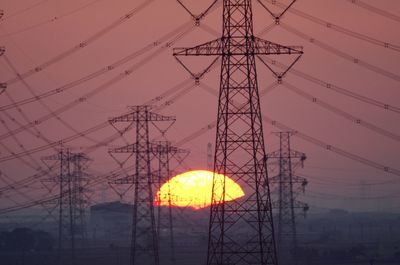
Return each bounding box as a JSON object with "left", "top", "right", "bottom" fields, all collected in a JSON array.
[
  {"left": 109, "top": 174, "right": 135, "bottom": 185},
  {"left": 109, "top": 110, "right": 176, "bottom": 123},
  {"left": 266, "top": 149, "right": 306, "bottom": 159},
  {"left": 253, "top": 37, "right": 303, "bottom": 55},
  {"left": 41, "top": 153, "right": 66, "bottom": 161},
  {"left": 70, "top": 153, "right": 90, "bottom": 162},
  {"left": 173, "top": 38, "right": 223, "bottom": 56},
  {"left": 291, "top": 175, "right": 308, "bottom": 185},
  {"left": 109, "top": 142, "right": 185, "bottom": 154},
  {"left": 147, "top": 112, "right": 176, "bottom": 122},
  {"left": 150, "top": 141, "right": 188, "bottom": 155},
  {"left": 272, "top": 200, "right": 308, "bottom": 210},
  {"left": 173, "top": 37, "right": 302, "bottom": 56},
  {"left": 109, "top": 143, "right": 138, "bottom": 154}
]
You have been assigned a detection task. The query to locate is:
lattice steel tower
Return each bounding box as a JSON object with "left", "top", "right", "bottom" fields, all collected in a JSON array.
[
  {"left": 152, "top": 141, "right": 187, "bottom": 264},
  {"left": 267, "top": 132, "right": 308, "bottom": 265},
  {"left": 0, "top": 10, "right": 6, "bottom": 95},
  {"left": 108, "top": 106, "right": 175, "bottom": 265},
  {"left": 42, "top": 149, "right": 90, "bottom": 265},
  {"left": 174, "top": 1, "right": 303, "bottom": 264},
  {"left": 71, "top": 152, "right": 90, "bottom": 243}
]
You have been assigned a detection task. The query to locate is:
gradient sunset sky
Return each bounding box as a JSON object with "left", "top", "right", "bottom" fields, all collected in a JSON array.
[{"left": 0, "top": 0, "right": 399, "bottom": 213}]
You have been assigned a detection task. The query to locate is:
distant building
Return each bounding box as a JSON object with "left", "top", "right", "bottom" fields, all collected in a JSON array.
[{"left": 89, "top": 201, "right": 133, "bottom": 245}]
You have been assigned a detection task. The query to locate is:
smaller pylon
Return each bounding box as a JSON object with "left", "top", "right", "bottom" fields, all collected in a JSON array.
[
  {"left": 266, "top": 132, "right": 308, "bottom": 265},
  {"left": 42, "top": 149, "right": 91, "bottom": 265},
  {"left": 107, "top": 105, "right": 175, "bottom": 265},
  {"left": 71, "top": 153, "right": 91, "bottom": 243},
  {"left": 153, "top": 141, "right": 189, "bottom": 265}
]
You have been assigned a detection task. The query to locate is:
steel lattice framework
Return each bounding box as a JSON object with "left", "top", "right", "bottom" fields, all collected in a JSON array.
[
  {"left": 0, "top": 10, "right": 5, "bottom": 95},
  {"left": 174, "top": 1, "right": 303, "bottom": 264},
  {"left": 153, "top": 140, "right": 189, "bottom": 265},
  {"left": 108, "top": 105, "right": 175, "bottom": 265},
  {"left": 267, "top": 132, "right": 308, "bottom": 265},
  {"left": 42, "top": 149, "right": 90, "bottom": 265}
]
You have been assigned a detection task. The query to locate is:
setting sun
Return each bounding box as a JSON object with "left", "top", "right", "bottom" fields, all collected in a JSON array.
[{"left": 155, "top": 170, "right": 245, "bottom": 210}]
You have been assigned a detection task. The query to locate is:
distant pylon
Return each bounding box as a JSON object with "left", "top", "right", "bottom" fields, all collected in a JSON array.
[
  {"left": 42, "top": 149, "right": 90, "bottom": 265},
  {"left": 108, "top": 105, "right": 175, "bottom": 265},
  {"left": 173, "top": 1, "right": 303, "bottom": 264},
  {"left": 153, "top": 141, "right": 189, "bottom": 265},
  {"left": 71, "top": 152, "right": 91, "bottom": 243},
  {"left": 267, "top": 132, "right": 308, "bottom": 265}
]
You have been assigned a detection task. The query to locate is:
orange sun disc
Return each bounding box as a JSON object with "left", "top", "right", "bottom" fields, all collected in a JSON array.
[{"left": 155, "top": 170, "right": 245, "bottom": 209}]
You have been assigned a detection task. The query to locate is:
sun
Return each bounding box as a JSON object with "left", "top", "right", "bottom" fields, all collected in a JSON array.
[{"left": 155, "top": 170, "right": 244, "bottom": 210}]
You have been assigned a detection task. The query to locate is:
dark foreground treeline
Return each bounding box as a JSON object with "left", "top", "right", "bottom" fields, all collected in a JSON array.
[{"left": 1, "top": 209, "right": 400, "bottom": 265}]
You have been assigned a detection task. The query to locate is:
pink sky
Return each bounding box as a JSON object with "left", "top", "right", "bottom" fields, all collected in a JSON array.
[{"left": 0, "top": 0, "right": 399, "bottom": 212}]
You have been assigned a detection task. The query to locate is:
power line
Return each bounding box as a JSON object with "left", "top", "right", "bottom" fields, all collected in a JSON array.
[
  {"left": 258, "top": 56, "right": 400, "bottom": 114},
  {"left": 280, "top": 22, "right": 400, "bottom": 82},
  {"left": 0, "top": 0, "right": 50, "bottom": 21},
  {"left": 281, "top": 81, "right": 400, "bottom": 142},
  {"left": 3, "top": 0, "right": 157, "bottom": 86},
  {"left": 0, "top": 78, "right": 195, "bottom": 163},
  {"left": 197, "top": 82, "right": 400, "bottom": 178},
  {"left": 346, "top": 0, "right": 400, "bottom": 23},
  {"left": 0, "top": 21, "right": 193, "bottom": 111},
  {"left": 0, "top": 0, "right": 104, "bottom": 38},
  {"left": 0, "top": 24, "right": 194, "bottom": 143},
  {"left": 262, "top": 117, "right": 400, "bottom": 177},
  {"left": 260, "top": 0, "right": 400, "bottom": 52}
]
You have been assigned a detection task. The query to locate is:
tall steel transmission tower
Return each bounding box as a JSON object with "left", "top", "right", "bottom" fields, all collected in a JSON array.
[
  {"left": 108, "top": 105, "right": 175, "bottom": 265},
  {"left": 0, "top": 10, "right": 6, "bottom": 95},
  {"left": 173, "top": 1, "right": 303, "bottom": 264},
  {"left": 267, "top": 132, "right": 308, "bottom": 265},
  {"left": 42, "top": 149, "right": 90, "bottom": 265}
]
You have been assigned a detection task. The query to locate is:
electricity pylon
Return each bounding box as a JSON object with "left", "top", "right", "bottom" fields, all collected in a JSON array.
[
  {"left": 108, "top": 105, "right": 175, "bottom": 265},
  {"left": 266, "top": 132, "right": 308, "bottom": 265},
  {"left": 71, "top": 153, "right": 91, "bottom": 243},
  {"left": 153, "top": 141, "right": 189, "bottom": 265},
  {"left": 42, "top": 149, "right": 90, "bottom": 265},
  {"left": 0, "top": 10, "right": 6, "bottom": 95},
  {"left": 173, "top": 1, "right": 303, "bottom": 264}
]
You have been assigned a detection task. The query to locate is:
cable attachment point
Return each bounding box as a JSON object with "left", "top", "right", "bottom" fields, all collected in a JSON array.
[
  {"left": 257, "top": 0, "right": 297, "bottom": 22},
  {"left": 194, "top": 16, "right": 201, "bottom": 26},
  {"left": 174, "top": 56, "right": 220, "bottom": 86},
  {"left": 194, "top": 76, "right": 200, "bottom": 85},
  {"left": 176, "top": 0, "right": 220, "bottom": 26},
  {"left": 0, "top": 83, "right": 6, "bottom": 95}
]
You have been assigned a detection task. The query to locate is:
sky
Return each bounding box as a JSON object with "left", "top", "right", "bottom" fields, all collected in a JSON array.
[{"left": 0, "top": 0, "right": 399, "bottom": 214}]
